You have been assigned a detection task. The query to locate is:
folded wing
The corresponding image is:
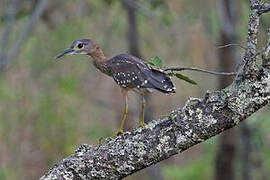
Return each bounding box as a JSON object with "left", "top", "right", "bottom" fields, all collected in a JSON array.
[{"left": 108, "top": 54, "right": 175, "bottom": 93}]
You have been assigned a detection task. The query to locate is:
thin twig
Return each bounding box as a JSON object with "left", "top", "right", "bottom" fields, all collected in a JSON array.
[
  {"left": 0, "top": 0, "right": 19, "bottom": 72},
  {"left": 4, "top": 0, "right": 48, "bottom": 71},
  {"left": 124, "top": 0, "right": 171, "bottom": 36},
  {"left": 164, "top": 67, "right": 236, "bottom": 76},
  {"left": 216, "top": 43, "right": 247, "bottom": 50}
]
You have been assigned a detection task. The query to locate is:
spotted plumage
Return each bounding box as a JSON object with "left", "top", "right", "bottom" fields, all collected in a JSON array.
[
  {"left": 105, "top": 54, "right": 175, "bottom": 94},
  {"left": 55, "top": 38, "right": 176, "bottom": 136}
]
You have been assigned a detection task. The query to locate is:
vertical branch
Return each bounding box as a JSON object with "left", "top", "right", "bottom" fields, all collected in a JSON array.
[
  {"left": 246, "top": 0, "right": 261, "bottom": 54},
  {"left": 262, "top": 28, "right": 270, "bottom": 67},
  {"left": 242, "top": 0, "right": 261, "bottom": 72}
]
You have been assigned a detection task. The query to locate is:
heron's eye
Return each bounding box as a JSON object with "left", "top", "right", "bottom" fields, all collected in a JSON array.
[{"left": 77, "top": 43, "right": 84, "bottom": 49}]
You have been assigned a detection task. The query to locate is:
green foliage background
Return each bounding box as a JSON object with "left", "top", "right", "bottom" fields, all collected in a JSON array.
[{"left": 0, "top": 0, "right": 269, "bottom": 179}]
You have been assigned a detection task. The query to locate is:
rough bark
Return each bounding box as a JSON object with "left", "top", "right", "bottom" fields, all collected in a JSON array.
[{"left": 40, "top": 1, "right": 270, "bottom": 179}]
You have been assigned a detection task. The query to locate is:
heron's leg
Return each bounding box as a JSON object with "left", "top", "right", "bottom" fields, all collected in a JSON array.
[
  {"left": 140, "top": 95, "right": 146, "bottom": 127},
  {"left": 117, "top": 90, "right": 128, "bottom": 135}
]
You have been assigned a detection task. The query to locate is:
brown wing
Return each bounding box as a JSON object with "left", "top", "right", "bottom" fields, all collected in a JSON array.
[
  {"left": 108, "top": 54, "right": 175, "bottom": 93},
  {"left": 107, "top": 54, "right": 149, "bottom": 88}
]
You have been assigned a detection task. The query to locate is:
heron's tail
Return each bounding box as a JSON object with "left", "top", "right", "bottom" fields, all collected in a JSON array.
[{"left": 148, "top": 69, "right": 175, "bottom": 94}]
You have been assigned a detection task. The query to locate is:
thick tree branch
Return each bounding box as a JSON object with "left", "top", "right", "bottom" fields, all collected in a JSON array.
[
  {"left": 40, "top": 68, "right": 270, "bottom": 179},
  {"left": 40, "top": 1, "right": 270, "bottom": 179}
]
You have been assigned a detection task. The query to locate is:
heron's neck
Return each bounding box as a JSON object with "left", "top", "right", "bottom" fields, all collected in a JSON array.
[
  {"left": 89, "top": 46, "right": 107, "bottom": 64},
  {"left": 89, "top": 46, "right": 111, "bottom": 75}
]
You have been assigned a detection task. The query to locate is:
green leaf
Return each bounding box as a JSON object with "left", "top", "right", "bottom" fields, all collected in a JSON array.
[
  {"left": 175, "top": 73, "right": 197, "bottom": 85},
  {"left": 167, "top": 72, "right": 174, "bottom": 76},
  {"left": 147, "top": 62, "right": 156, "bottom": 66},
  {"left": 169, "top": 111, "right": 178, "bottom": 120},
  {"left": 221, "top": 89, "right": 229, "bottom": 97},
  {"left": 150, "top": 56, "right": 164, "bottom": 68}
]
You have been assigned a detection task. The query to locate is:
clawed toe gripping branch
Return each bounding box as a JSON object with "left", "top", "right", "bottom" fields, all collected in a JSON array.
[{"left": 40, "top": 1, "right": 270, "bottom": 179}]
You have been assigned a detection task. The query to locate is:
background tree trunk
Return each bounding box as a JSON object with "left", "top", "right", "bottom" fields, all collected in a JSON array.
[
  {"left": 123, "top": 1, "right": 164, "bottom": 179},
  {"left": 215, "top": 0, "right": 238, "bottom": 179}
]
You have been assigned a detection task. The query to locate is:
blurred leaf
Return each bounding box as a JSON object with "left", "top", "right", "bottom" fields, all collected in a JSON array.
[
  {"left": 167, "top": 72, "right": 174, "bottom": 76},
  {"left": 163, "top": 153, "right": 213, "bottom": 180},
  {"left": 150, "top": 0, "right": 167, "bottom": 8},
  {"left": 161, "top": 13, "right": 174, "bottom": 26},
  {"left": 175, "top": 73, "right": 197, "bottom": 85},
  {"left": 0, "top": 166, "right": 13, "bottom": 180},
  {"left": 58, "top": 76, "right": 78, "bottom": 95},
  {"left": 221, "top": 89, "right": 228, "bottom": 97},
  {"left": 150, "top": 56, "right": 164, "bottom": 68},
  {"left": 147, "top": 62, "right": 156, "bottom": 66}
]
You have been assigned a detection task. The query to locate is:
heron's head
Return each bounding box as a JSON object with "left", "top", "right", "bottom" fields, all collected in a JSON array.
[{"left": 55, "top": 39, "right": 95, "bottom": 59}]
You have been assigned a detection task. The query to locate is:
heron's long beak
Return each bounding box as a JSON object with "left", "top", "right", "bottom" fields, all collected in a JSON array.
[{"left": 54, "top": 48, "right": 74, "bottom": 59}]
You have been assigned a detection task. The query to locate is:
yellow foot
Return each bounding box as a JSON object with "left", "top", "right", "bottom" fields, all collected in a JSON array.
[
  {"left": 98, "top": 137, "right": 105, "bottom": 145},
  {"left": 101, "top": 132, "right": 120, "bottom": 141},
  {"left": 116, "top": 130, "right": 124, "bottom": 136},
  {"left": 139, "top": 121, "right": 145, "bottom": 127},
  {"left": 100, "top": 130, "right": 124, "bottom": 143}
]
